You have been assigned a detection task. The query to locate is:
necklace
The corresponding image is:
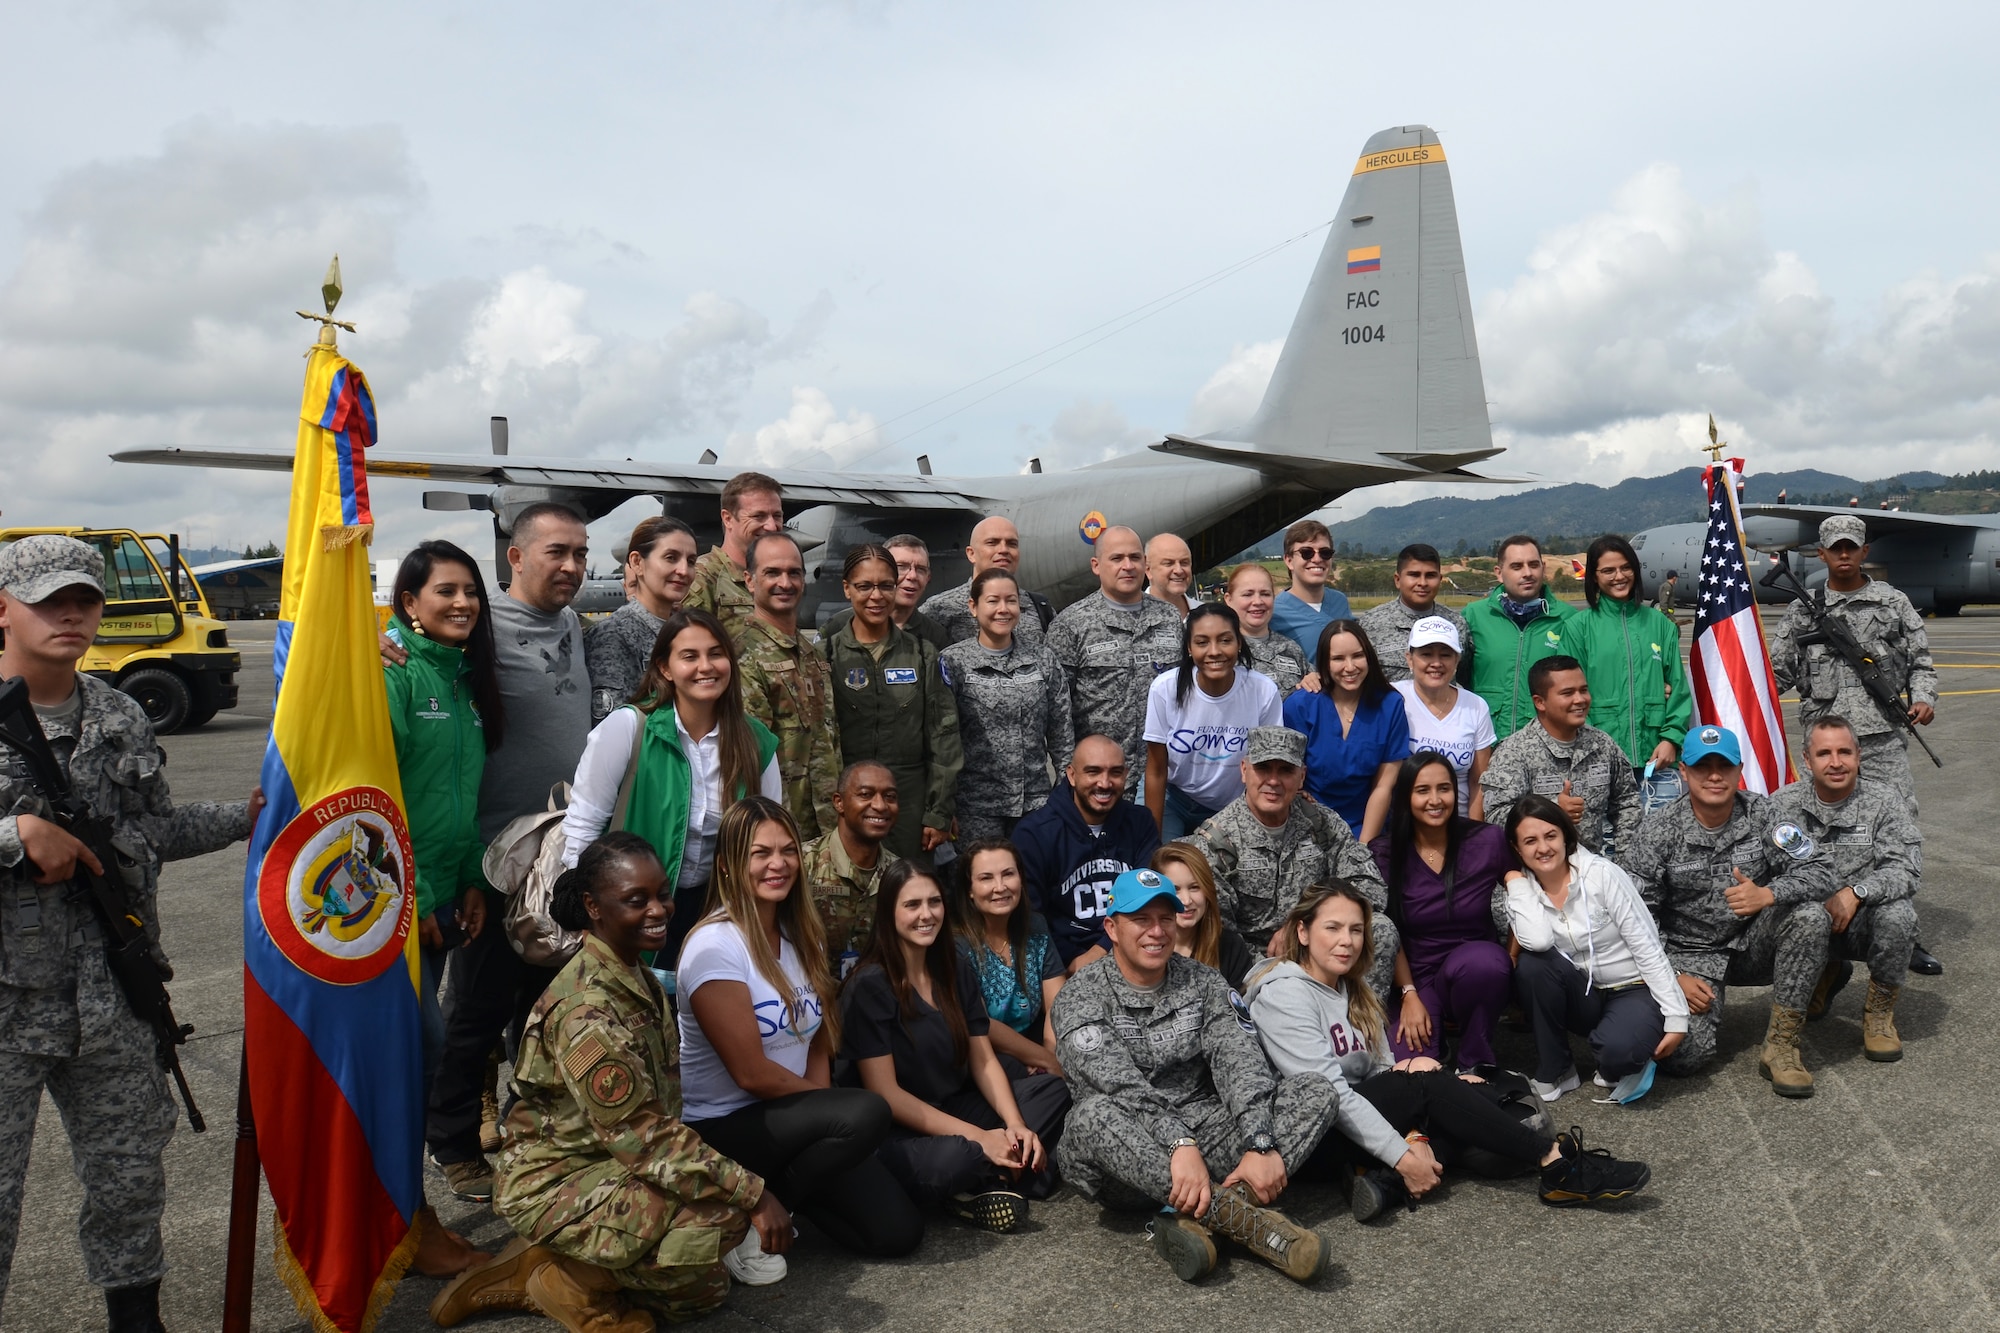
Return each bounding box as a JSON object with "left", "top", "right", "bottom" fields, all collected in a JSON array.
[{"left": 1417, "top": 842, "right": 1446, "bottom": 870}]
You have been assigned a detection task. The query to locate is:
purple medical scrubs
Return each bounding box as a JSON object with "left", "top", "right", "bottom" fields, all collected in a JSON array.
[{"left": 1369, "top": 821, "right": 1513, "bottom": 1068}]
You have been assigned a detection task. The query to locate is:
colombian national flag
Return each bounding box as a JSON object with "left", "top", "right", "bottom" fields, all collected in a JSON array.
[
  {"left": 242, "top": 343, "right": 422, "bottom": 1332},
  {"left": 1347, "top": 245, "right": 1381, "bottom": 274}
]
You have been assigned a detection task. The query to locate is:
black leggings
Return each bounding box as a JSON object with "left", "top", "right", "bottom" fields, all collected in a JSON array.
[
  {"left": 688, "top": 1088, "right": 922, "bottom": 1258},
  {"left": 1310, "top": 1069, "right": 1552, "bottom": 1174},
  {"left": 876, "top": 1073, "right": 1071, "bottom": 1207}
]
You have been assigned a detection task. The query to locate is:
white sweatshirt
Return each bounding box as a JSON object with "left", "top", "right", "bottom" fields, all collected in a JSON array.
[{"left": 1505, "top": 849, "right": 1689, "bottom": 1033}]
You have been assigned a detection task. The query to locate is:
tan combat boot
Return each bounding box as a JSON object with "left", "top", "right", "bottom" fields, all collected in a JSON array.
[
  {"left": 1759, "top": 1005, "right": 1815, "bottom": 1098},
  {"left": 480, "top": 1048, "right": 505, "bottom": 1153},
  {"left": 1203, "top": 1182, "right": 1328, "bottom": 1283},
  {"left": 1863, "top": 980, "right": 1903, "bottom": 1062},
  {"left": 429, "top": 1236, "right": 557, "bottom": 1327},
  {"left": 525, "top": 1255, "right": 656, "bottom": 1333}
]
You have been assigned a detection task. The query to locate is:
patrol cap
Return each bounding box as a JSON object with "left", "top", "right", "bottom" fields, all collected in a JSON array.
[
  {"left": 1407, "top": 616, "right": 1461, "bottom": 653},
  {"left": 1245, "top": 726, "right": 1307, "bottom": 768},
  {"left": 1680, "top": 724, "right": 1743, "bottom": 768},
  {"left": 0, "top": 535, "right": 106, "bottom": 604},
  {"left": 1108, "top": 867, "right": 1182, "bottom": 916},
  {"left": 1818, "top": 514, "right": 1867, "bottom": 549}
]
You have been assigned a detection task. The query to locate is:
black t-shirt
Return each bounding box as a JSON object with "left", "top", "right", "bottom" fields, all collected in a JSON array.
[{"left": 838, "top": 953, "right": 991, "bottom": 1107}]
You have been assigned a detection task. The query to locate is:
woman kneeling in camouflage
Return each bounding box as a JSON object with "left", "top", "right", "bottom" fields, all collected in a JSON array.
[{"left": 433, "top": 833, "right": 789, "bottom": 1329}]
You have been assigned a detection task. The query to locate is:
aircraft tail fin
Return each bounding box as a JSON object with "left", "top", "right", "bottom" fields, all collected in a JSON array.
[{"left": 1177, "top": 125, "right": 1494, "bottom": 476}]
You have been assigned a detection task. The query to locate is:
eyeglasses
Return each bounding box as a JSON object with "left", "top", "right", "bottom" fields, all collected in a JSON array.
[
  {"left": 1289, "top": 546, "right": 1335, "bottom": 562},
  {"left": 847, "top": 581, "right": 898, "bottom": 595}
]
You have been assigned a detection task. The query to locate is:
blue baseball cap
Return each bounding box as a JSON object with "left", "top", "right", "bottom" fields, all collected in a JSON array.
[
  {"left": 1108, "top": 868, "right": 1182, "bottom": 916},
  {"left": 1681, "top": 724, "right": 1743, "bottom": 767}
]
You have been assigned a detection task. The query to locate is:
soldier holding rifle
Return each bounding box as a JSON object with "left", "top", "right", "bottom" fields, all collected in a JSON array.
[{"left": 1767, "top": 514, "right": 1943, "bottom": 976}]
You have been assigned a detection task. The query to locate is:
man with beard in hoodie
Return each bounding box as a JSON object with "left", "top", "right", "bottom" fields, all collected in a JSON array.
[{"left": 1013, "top": 735, "right": 1161, "bottom": 975}]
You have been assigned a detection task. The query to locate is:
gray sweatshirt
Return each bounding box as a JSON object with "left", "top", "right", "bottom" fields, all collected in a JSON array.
[{"left": 1243, "top": 960, "right": 1406, "bottom": 1168}]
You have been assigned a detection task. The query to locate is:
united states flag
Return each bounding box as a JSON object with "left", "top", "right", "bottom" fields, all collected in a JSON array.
[{"left": 1689, "top": 458, "right": 1794, "bottom": 792}]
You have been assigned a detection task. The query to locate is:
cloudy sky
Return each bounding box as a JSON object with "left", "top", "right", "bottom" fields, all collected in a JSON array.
[{"left": 5, "top": 1, "right": 1999, "bottom": 562}]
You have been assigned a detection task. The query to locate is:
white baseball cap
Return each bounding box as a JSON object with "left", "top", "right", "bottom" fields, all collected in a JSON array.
[{"left": 1407, "top": 616, "right": 1461, "bottom": 653}]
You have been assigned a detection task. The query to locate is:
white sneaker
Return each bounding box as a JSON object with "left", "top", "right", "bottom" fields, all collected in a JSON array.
[
  {"left": 1592, "top": 1072, "right": 1613, "bottom": 1088},
  {"left": 1529, "top": 1067, "right": 1580, "bottom": 1102},
  {"left": 722, "top": 1228, "right": 787, "bottom": 1286}
]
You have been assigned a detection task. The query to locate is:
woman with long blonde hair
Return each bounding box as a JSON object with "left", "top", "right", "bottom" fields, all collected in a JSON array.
[
  {"left": 1247, "top": 882, "right": 1651, "bottom": 1223},
  {"left": 677, "top": 798, "right": 921, "bottom": 1274},
  {"left": 1152, "top": 843, "right": 1254, "bottom": 989}
]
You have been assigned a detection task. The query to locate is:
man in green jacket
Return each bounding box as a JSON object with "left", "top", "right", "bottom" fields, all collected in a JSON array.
[{"left": 1462, "top": 535, "right": 1577, "bottom": 742}]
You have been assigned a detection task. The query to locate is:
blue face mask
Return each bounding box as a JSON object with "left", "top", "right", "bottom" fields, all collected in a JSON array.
[{"left": 1500, "top": 593, "right": 1546, "bottom": 626}]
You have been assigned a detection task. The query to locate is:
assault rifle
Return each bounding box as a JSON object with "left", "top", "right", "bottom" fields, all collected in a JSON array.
[
  {"left": 0, "top": 677, "right": 206, "bottom": 1129},
  {"left": 1760, "top": 553, "right": 1942, "bottom": 768}
]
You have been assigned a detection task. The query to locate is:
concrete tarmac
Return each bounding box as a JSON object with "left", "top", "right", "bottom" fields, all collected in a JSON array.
[{"left": 7, "top": 612, "right": 2000, "bottom": 1332}]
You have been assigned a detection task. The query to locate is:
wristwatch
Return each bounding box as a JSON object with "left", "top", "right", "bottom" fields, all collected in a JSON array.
[
  {"left": 1850, "top": 882, "right": 1870, "bottom": 902},
  {"left": 1245, "top": 1132, "right": 1278, "bottom": 1155}
]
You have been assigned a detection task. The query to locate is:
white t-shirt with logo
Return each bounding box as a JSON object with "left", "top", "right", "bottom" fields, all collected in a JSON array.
[
  {"left": 676, "top": 918, "right": 825, "bottom": 1121},
  {"left": 1143, "top": 667, "right": 1283, "bottom": 810},
  {"left": 1394, "top": 680, "right": 1496, "bottom": 816}
]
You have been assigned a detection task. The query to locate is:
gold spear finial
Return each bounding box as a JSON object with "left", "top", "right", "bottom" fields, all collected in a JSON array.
[
  {"left": 1701, "top": 413, "right": 1728, "bottom": 463},
  {"left": 297, "top": 254, "right": 356, "bottom": 350}
]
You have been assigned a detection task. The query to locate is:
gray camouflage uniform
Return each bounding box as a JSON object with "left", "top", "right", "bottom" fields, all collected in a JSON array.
[
  {"left": 1623, "top": 792, "right": 1837, "bottom": 1074},
  {"left": 1358, "top": 599, "right": 1470, "bottom": 684},
  {"left": 918, "top": 581, "right": 1049, "bottom": 650},
  {"left": 1768, "top": 579, "right": 1937, "bottom": 818},
  {"left": 1241, "top": 632, "right": 1309, "bottom": 698},
  {"left": 938, "top": 639, "right": 1073, "bottom": 843},
  {"left": 1045, "top": 593, "right": 1183, "bottom": 796},
  {"left": 1053, "top": 955, "right": 1338, "bottom": 1210},
  {"left": 1767, "top": 779, "right": 1919, "bottom": 988},
  {"left": 582, "top": 599, "right": 664, "bottom": 724},
  {"left": 1185, "top": 797, "right": 1396, "bottom": 996},
  {"left": 1481, "top": 721, "right": 1641, "bottom": 855},
  {"left": 0, "top": 675, "right": 253, "bottom": 1304}
]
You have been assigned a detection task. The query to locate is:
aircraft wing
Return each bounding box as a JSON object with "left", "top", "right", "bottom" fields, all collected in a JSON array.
[
  {"left": 1740, "top": 502, "right": 2000, "bottom": 546},
  {"left": 112, "top": 446, "right": 990, "bottom": 511}
]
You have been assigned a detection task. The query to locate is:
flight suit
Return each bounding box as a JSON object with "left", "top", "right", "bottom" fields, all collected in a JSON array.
[
  {"left": 1768, "top": 579, "right": 1937, "bottom": 819},
  {"left": 1623, "top": 792, "right": 1838, "bottom": 1073},
  {"left": 735, "top": 615, "right": 841, "bottom": 842},
  {"left": 822, "top": 623, "right": 963, "bottom": 861},
  {"left": 497, "top": 932, "right": 761, "bottom": 1320},
  {"left": 0, "top": 676, "right": 252, "bottom": 1308}
]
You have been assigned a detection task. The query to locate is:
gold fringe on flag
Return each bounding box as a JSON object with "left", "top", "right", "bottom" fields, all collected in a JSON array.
[
  {"left": 271, "top": 1213, "right": 418, "bottom": 1333},
  {"left": 320, "top": 524, "right": 375, "bottom": 552}
]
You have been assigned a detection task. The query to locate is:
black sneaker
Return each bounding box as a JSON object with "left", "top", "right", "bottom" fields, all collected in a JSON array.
[
  {"left": 1808, "top": 959, "right": 1854, "bottom": 1021},
  {"left": 947, "top": 1189, "right": 1026, "bottom": 1233},
  {"left": 1350, "top": 1166, "right": 1410, "bottom": 1222},
  {"left": 1539, "top": 1127, "right": 1650, "bottom": 1207}
]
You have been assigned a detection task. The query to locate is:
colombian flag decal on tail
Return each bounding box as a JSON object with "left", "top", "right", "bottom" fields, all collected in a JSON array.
[{"left": 1347, "top": 245, "right": 1381, "bottom": 274}]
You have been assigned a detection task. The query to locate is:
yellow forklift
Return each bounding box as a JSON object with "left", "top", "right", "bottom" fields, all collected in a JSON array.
[{"left": 0, "top": 526, "right": 240, "bottom": 733}]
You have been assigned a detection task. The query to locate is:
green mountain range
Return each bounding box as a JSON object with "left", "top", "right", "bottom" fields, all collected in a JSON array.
[{"left": 1313, "top": 467, "right": 1987, "bottom": 557}]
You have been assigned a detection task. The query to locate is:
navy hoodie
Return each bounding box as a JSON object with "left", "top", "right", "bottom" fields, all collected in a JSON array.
[{"left": 1011, "top": 778, "right": 1162, "bottom": 964}]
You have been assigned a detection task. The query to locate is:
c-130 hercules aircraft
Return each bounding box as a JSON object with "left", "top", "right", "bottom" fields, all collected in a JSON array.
[{"left": 118, "top": 124, "right": 1510, "bottom": 620}]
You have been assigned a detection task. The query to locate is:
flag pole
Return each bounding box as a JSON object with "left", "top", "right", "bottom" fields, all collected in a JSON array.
[{"left": 221, "top": 1050, "right": 260, "bottom": 1333}]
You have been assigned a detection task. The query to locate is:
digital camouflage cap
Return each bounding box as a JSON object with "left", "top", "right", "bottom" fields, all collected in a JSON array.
[{"left": 0, "top": 535, "right": 106, "bottom": 603}]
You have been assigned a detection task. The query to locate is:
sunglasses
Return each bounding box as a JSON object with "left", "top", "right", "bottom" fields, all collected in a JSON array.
[{"left": 1288, "top": 545, "right": 1335, "bottom": 562}]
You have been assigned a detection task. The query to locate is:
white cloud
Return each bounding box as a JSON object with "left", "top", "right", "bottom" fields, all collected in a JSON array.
[
  {"left": 1185, "top": 338, "right": 1281, "bottom": 437},
  {"left": 724, "top": 386, "right": 884, "bottom": 468}
]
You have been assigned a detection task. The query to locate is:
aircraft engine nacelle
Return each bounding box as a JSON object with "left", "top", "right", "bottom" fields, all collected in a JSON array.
[{"left": 1741, "top": 514, "right": 1819, "bottom": 551}]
